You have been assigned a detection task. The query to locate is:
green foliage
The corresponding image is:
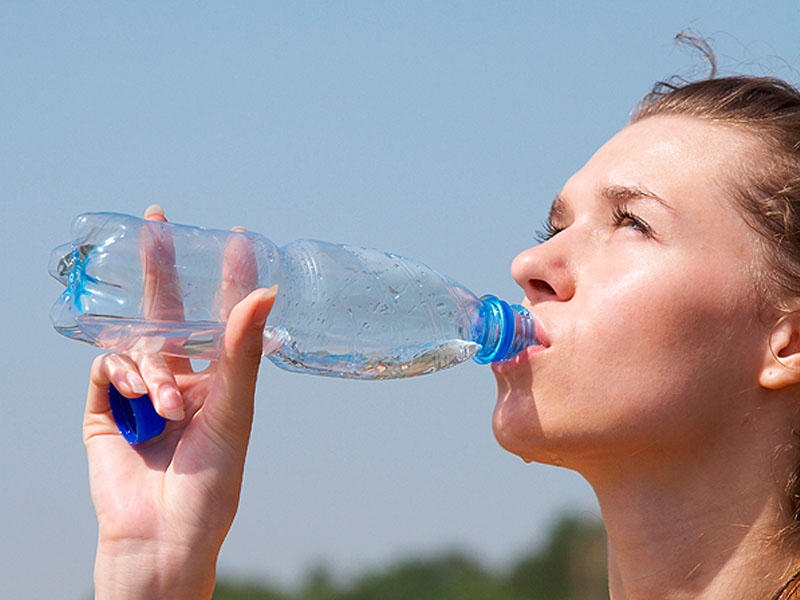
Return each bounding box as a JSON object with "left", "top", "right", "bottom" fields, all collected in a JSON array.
[
  {"left": 212, "top": 514, "right": 608, "bottom": 600},
  {"left": 212, "top": 579, "right": 287, "bottom": 600},
  {"left": 508, "top": 515, "right": 608, "bottom": 600},
  {"left": 338, "top": 552, "right": 511, "bottom": 600}
]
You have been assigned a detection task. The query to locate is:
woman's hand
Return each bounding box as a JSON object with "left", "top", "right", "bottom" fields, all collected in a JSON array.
[{"left": 84, "top": 207, "right": 275, "bottom": 599}]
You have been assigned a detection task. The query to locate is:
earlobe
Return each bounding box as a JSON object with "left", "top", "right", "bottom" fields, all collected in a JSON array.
[{"left": 760, "top": 313, "right": 800, "bottom": 389}]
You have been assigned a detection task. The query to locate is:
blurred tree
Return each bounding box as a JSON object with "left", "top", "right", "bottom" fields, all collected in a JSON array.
[
  {"left": 298, "top": 562, "right": 339, "bottom": 600},
  {"left": 212, "top": 579, "right": 286, "bottom": 600},
  {"left": 211, "top": 513, "right": 608, "bottom": 600},
  {"left": 338, "top": 551, "right": 514, "bottom": 600},
  {"left": 508, "top": 514, "right": 607, "bottom": 600}
]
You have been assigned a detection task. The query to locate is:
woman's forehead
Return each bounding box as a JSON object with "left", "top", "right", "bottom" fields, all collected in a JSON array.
[{"left": 559, "top": 115, "right": 759, "bottom": 208}]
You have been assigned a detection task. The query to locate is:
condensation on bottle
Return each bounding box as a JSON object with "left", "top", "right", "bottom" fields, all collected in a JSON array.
[{"left": 50, "top": 212, "right": 537, "bottom": 380}]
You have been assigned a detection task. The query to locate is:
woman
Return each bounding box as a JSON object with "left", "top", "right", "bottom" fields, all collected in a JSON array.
[{"left": 85, "top": 68, "right": 800, "bottom": 597}]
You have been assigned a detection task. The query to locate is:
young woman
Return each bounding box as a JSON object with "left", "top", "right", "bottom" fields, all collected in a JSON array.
[{"left": 85, "top": 67, "right": 800, "bottom": 598}]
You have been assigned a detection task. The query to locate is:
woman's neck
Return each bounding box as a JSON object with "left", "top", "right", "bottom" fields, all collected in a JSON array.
[
  {"left": 602, "top": 487, "right": 793, "bottom": 599},
  {"left": 580, "top": 416, "right": 800, "bottom": 599}
]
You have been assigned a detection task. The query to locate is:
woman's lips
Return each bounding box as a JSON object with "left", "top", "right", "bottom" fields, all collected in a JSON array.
[
  {"left": 490, "top": 316, "right": 549, "bottom": 373},
  {"left": 532, "top": 315, "right": 550, "bottom": 348}
]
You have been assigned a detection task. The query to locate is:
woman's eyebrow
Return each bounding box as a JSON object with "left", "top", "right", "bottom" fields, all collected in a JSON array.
[
  {"left": 549, "top": 194, "right": 568, "bottom": 222},
  {"left": 601, "top": 184, "right": 674, "bottom": 211}
]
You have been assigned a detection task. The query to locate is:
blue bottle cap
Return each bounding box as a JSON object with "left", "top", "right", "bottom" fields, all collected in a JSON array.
[
  {"left": 108, "top": 385, "right": 166, "bottom": 445},
  {"left": 472, "top": 295, "right": 537, "bottom": 364}
]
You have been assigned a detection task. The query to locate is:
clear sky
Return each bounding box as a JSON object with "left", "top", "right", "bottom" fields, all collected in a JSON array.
[{"left": 2, "top": 2, "right": 799, "bottom": 598}]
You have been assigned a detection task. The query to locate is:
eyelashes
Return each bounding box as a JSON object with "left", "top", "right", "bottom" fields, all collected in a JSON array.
[
  {"left": 611, "top": 205, "right": 655, "bottom": 238},
  {"left": 535, "top": 204, "right": 654, "bottom": 243},
  {"left": 534, "top": 218, "right": 562, "bottom": 243}
]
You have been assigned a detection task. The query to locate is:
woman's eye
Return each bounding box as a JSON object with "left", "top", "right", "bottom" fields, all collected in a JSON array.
[
  {"left": 535, "top": 218, "right": 564, "bottom": 243},
  {"left": 535, "top": 206, "right": 655, "bottom": 242},
  {"left": 612, "top": 206, "right": 654, "bottom": 238}
]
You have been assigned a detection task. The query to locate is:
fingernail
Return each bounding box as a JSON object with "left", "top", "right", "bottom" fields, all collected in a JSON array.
[
  {"left": 159, "top": 387, "right": 185, "bottom": 421},
  {"left": 252, "top": 285, "right": 278, "bottom": 303},
  {"left": 144, "top": 204, "right": 166, "bottom": 219},
  {"left": 231, "top": 225, "right": 247, "bottom": 232},
  {"left": 126, "top": 372, "right": 148, "bottom": 395}
]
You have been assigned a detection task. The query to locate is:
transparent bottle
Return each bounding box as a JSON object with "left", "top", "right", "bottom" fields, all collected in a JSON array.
[{"left": 50, "top": 212, "right": 536, "bottom": 442}]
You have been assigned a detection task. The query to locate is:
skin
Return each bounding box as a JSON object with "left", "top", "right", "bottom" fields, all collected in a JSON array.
[
  {"left": 492, "top": 115, "right": 800, "bottom": 598},
  {"left": 85, "top": 206, "right": 276, "bottom": 599}
]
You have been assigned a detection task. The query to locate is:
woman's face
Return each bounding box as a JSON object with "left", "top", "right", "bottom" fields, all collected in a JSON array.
[{"left": 492, "top": 115, "right": 774, "bottom": 468}]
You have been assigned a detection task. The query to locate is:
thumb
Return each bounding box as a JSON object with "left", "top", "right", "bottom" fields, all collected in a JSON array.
[
  {"left": 202, "top": 286, "right": 277, "bottom": 442},
  {"left": 221, "top": 286, "right": 277, "bottom": 368}
]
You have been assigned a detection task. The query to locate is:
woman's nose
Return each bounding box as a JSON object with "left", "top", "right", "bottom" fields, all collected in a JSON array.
[{"left": 510, "top": 239, "right": 575, "bottom": 304}]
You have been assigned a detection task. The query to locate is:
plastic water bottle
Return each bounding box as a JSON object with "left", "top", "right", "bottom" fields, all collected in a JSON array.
[{"left": 50, "top": 212, "right": 537, "bottom": 442}]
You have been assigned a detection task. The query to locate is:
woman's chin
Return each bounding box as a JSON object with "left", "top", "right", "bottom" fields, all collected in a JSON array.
[
  {"left": 491, "top": 386, "right": 586, "bottom": 469},
  {"left": 492, "top": 386, "right": 540, "bottom": 459}
]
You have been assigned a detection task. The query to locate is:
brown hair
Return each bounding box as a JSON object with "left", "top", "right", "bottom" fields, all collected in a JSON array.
[
  {"left": 772, "top": 571, "right": 800, "bottom": 600},
  {"left": 631, "top": 44, "right": 800, "bottom": 599}
]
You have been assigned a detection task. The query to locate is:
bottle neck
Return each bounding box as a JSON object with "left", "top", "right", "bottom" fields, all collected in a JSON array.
[{"left": 471, "top": 295, "right": 537, "bottom": 364}]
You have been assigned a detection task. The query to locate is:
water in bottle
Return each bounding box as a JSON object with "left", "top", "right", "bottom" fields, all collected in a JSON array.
[{"left": 50, "top": 212, "right": 537, "bottom": 380}]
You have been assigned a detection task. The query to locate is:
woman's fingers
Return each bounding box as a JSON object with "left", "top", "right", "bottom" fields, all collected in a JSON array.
[
  {"left": 86, "top": 208, "right": 272, "bottom": 449},
  {"left": 141, "top": 206, "right": 184, "bottom": 322},
  {"left": 140, "top": 206, "right": 192, "bottom": 373},
  {"left": 144, "top": 204, "right": 166, "bottom": 221},
  {"left": 217, "top": 228, "right": 259, "bottom": 321},
  {"left": 87, "top": 351, "right": 186, "bottom": 423},
  {"left": 131, "top": 352, "right": 185, "bottom": 422},
  {"left": 85, "top": 353, "right": 140, "bottom": 443}
]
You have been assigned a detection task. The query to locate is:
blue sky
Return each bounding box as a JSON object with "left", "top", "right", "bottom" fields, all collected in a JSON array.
[{"left": 2, "top": 3, "right": 799, "bottom": 598}]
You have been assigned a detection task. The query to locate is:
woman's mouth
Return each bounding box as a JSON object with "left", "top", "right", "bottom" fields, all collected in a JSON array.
[{"left": 490, "top": 316, "right": 549, "bottom": 373}]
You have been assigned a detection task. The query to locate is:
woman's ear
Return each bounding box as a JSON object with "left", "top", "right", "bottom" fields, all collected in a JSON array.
[{"left": 760, "top": 313, "right": 800, "bottom": 389}]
